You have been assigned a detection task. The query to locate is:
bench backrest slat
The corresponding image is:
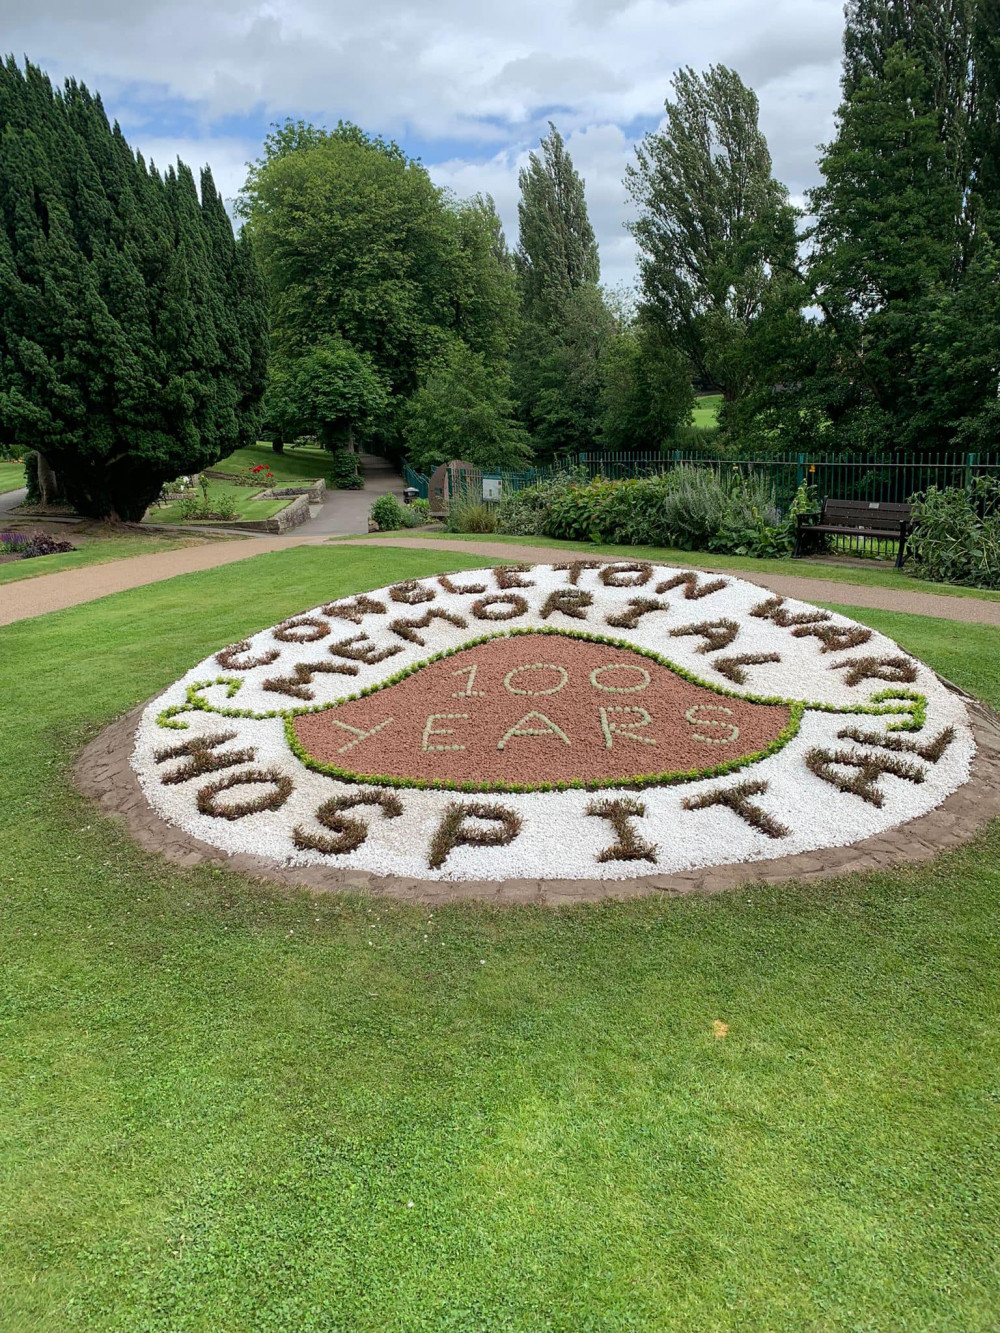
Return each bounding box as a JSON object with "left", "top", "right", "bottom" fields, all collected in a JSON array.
[{"left": 821, "top": 498, "right": 911, "bottom": 530}]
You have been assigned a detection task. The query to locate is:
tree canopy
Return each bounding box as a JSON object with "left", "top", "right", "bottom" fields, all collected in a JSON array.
[
  {"left": 515, "top": 123, "right": 600, "bottom": 323},
  {"left": 240, "top": 122, "right": 519, "bottom": 454},
  {"left": 627, "top": 65, "right": 797, "bottom": 404}
]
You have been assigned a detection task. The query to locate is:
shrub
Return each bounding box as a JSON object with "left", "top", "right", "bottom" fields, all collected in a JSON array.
[
  {"left": 23, "top": 453, "right": 40, "bottom": 505},
  {"left": 174, "top": 485, "right": 240, "bottom": 522},
  {"left": 494, "top": 467, "right": 588, "bottom": 537},
  {"left": 0, "top": 530, "right": 76, "bottom": 558},
  {"left": 369, "top": 493, "right": 417, "bottom": 531},
  {"left": 447, "top": 498, "right": 498, "bottom": 534},
  {"left": 908, "top": 478, "right": 1000, "bottom": 589},
  {"left": 409, "top": 498, "right": 430, "bottom": 522},
  {"left": 329, "top": 451, "right": 364, "bottom": 489},
  {"left": 541, "top": 464, "right": 794, "bottom": 556},
  {"left": 233, "top": 462, "right": 276, "bottom": 488}
]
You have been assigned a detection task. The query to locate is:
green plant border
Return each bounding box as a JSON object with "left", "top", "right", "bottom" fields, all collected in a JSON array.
[{"left": 153, "top": 629, "right": 930, "bottom": 795}]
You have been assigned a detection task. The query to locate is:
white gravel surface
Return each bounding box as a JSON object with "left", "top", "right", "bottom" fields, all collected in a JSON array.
[{"left": 132, "top": 563, "right": 975, "bottom": 880}]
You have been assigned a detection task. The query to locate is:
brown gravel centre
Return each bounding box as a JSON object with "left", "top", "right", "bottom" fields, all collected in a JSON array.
[{"left": 292, "top": 632, "right": 791, "bottom": 788}]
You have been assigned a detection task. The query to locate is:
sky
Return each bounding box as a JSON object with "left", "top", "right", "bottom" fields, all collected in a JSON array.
[{"left": 1, "top": 0, "right": 847, "bottom": 289}]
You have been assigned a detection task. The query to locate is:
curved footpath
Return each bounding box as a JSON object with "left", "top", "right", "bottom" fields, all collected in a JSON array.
[{"left": 1, "top": 530, "right": 999, "bottom": 628}]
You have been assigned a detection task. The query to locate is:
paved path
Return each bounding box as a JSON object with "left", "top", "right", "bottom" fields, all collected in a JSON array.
[
  {"left": 2, "top": 529, "right": 999, "bottom": 629},
  {"left": 0, "top": 487, "right": 27, "bottom": 516},
  {"left": 292, "top": 451, "right": 401, "bottom": 536},
  {"left": 0, "top": 534, "right": 327, "bottom": 627}
]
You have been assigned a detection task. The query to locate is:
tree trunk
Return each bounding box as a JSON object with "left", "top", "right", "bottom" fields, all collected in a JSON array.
[{"left": 36, "top": 452, "right": 60, "bottom": 506}]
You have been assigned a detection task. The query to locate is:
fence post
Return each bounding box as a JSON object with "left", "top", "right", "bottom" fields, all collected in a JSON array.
[
  {"left": 796, "top": 453, "right": 806, "bottom": 490},
  {"left": 966, "top": 452, "right": 979, "bottom": 494}
]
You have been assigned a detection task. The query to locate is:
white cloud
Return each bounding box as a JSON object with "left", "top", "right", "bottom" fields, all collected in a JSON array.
[{"left": 1, "top": 0, "right": 847, "bottom": 287}]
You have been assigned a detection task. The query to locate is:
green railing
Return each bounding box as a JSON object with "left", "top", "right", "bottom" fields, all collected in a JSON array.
[
  {"left": 407, "top": 450, "right": 1000, "bottom": 513},
  {"left": 575, "top": 449, "right": 1000, "bottom": 509},
  {"left": 402, "top": 462, "right": 429, "bottom": 498}
]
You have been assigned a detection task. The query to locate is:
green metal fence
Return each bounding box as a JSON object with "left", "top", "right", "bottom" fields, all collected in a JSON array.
[
  {"left": 406, "top": 450, "right": 1000, "bottom": 512},
  {"left": 402, "top": 461, "right": 429, "bottom": 498},
  {"left": 578, "top": 449, "right": 1000, "bottom": 508}
]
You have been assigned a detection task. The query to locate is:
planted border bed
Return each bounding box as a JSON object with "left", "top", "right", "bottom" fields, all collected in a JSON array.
[{"left": 124, "top": 562, "right": 976, "bottom": 887}]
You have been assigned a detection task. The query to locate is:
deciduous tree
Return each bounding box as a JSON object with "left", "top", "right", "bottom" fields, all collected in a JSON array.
[{"left": 626, "top": 66, "right": 797, "bottom": 403}]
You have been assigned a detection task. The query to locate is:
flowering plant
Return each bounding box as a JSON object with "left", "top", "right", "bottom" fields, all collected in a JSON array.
[{"left": 234, "top": 463, "right": 276, "bottom": 488}]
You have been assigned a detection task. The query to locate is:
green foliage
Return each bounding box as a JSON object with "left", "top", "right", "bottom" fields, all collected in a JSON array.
[
  {"left": 404, "top": 341, "right": 531, "bottom": 473},
  {"left": 369, "top": 492, "right": 419, "bottom": 531},
  {"left": 0, "top": 60, "right": 268, "bottom": 522},
  {"left": 513, "top": 284, "right": 615, "bottom": 460},
  {"left": 265, "top": 337, "right": 389, "bottom": 450},
  {"left": 598, "top": 320, "right": 694, "bottom": 450},
  {"left": 908, "top": 477, "right": 1000, "bottom": 589},
  {"left": 328, "top": 451, "right": 363, "bottom": 490},
  {"left": 22, "top": 451, "right": 39, "bottom": 504},
  {"left": 803, "top": 6, "right": 1000, "bottom": 455},
  {"left": 174, "top": 489, "right": 240, "bottom": 522},
  {"left": 543, "top": 465, "right": 792, "bottom": 555},
  {"left": 494, "top": 466, "right": 589, "bottom": 536},
  {"left": 242, "top": 122, "right": 519, "bottom": 451},
  {"left": 445, "top": 495, "right": 499, "bottom": 534},
  {"left": 408, "top": 497, "right": 430, "bottom": 521},
  {"left": 510, "top": 125, "right": 610, "bottom": 460},
  {"left": 627, "top": 66, "right": 799, "bottom": 403},
  {"left": 515, "top": 123, "right": 599, "bottom": 322}
]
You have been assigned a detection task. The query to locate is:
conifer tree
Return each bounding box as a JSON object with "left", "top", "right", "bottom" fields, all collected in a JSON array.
[{"left": 0, "top": 59, "right": 267, "bottom": 521}]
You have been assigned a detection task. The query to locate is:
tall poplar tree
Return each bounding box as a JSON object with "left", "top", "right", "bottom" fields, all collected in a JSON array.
[
  {"left": 515, "top": 123, "right": 599, "bottom": 321},
  {"left": 0, "top": 58, "right": 267, "bottom": 520},
  {"left": 512, "top": 124, "right": 617, "bottom": 457},
  {"left": 626, "top": 66, "right": 797, "bottom": 403}
]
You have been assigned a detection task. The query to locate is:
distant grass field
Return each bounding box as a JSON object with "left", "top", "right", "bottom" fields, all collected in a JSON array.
[
  {"left": 0, "top": 458, "right": 26, "bottom": 493},
  {"left": 689, "top": 394, "right": 723, "bottom": 430},
  {"left": 3, "top": 544, "right": 1000, "bottom": 1330},
  {"left": 216, "top": 442, "right": 338, "bottom": 487}
]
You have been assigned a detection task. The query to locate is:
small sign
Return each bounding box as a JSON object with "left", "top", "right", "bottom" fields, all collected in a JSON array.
[{"left": 483, "top": 477, "right": 502, "bottom": 502}]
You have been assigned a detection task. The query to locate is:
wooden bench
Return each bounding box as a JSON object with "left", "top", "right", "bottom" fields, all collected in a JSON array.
[{"left": 794, "top": 498, "right": 914, "bottom": 568}]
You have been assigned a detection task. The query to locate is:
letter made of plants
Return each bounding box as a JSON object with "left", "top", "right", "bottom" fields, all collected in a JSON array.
[{"left": 131, "top": 565, "right": 974, "bottom": 881}]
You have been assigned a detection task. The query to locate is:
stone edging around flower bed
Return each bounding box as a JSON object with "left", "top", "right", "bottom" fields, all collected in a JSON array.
[{"left": 76, "top": 682, "right": 1000, "bottom": 906}]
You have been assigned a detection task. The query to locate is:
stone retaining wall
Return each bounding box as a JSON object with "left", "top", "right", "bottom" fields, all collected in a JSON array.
[{"left": 226, "top": 492, "right": 312, "bottom": 533}]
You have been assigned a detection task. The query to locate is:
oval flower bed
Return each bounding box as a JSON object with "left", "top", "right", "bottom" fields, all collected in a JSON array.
[{"left": 130, "top": 562, "right": 975, "bottom": 883}]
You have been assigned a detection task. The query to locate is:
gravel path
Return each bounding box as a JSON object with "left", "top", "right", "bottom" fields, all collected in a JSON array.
[{"left": 2, "top": 529, "right": 999, "bottom": 629}]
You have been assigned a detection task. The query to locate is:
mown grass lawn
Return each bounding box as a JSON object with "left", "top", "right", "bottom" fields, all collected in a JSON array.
[
  {"left": 0, "top": 532, "right": 209, "bottom": 586},
  {"left": 0, "top": 457, "right": 26, "bottom": 493},
  {"left": 150, "top": 482, "right": 289, "bottom": 525},
  {"left": 3, "top": 544, "right": 999, "bottom": 1332},
  {"left": 689, "top": 394, "right": 723, "bottom": 430},
  {"left": 215, "top": 442, "right": 338, "bottom": 487}
]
